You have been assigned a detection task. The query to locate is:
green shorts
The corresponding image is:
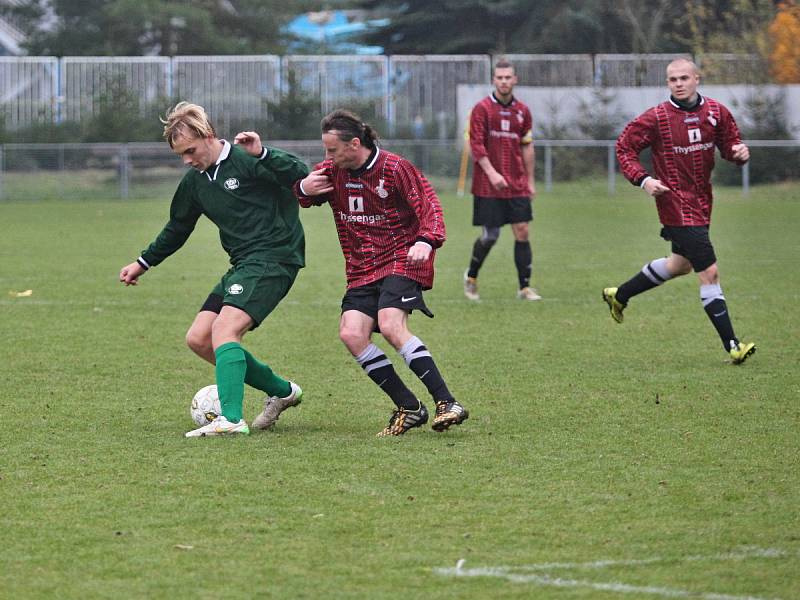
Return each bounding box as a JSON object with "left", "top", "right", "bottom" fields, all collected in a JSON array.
[{"left": 206, "top": 261, "right": 300, "bottom": 328}]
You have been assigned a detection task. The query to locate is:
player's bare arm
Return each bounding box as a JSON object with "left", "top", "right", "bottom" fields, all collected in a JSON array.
[
  {"left": 642, "top": 177, "right": 671, "bottom": 197},
  {"left": 119, "top": 261, "right": 145, "bottom": 286},
  {"left": 477, "top": 156, "right": 508, "bottom": 190},
  {"left": 233, "top": 131, "right": 263, "bottom": 156},
  {"left": 299, "top": 168, "right": 335, "bottom": 195},
  {"left": 522, "top": 142, "right": 536, "bottom": 198},
  {"left": 731, "top": 143, "right": 750, "bottom": 162}
]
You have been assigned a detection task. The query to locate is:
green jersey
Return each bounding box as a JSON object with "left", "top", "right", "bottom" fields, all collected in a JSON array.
[{"left": 141, "top": 142, "right": 308, "bottom": 268}]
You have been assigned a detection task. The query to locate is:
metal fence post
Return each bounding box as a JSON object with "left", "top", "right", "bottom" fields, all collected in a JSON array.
[
  {"left": 0, "top": 145, "right": 4, "bottom": 200},
  {"left": 742, "top": 161, "right": 750, "bottom": 197},
  {"left": 607, "top": 142, "right": 616, "bottom": 195},
  {"left": 544, "top": 143, "right": 552, "bottom": 192},
  {"left": 120, "top": 144, "right": 130, "bottom": 199},
  {"left": 56, "top": 58, "right": 63, "bottom": 124}
]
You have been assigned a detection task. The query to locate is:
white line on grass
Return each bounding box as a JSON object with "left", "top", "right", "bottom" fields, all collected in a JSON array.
[{"left": 435, "top": 548, "right": 787, "bottom": 600}]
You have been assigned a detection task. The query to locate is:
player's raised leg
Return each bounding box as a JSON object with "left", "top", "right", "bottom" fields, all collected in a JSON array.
[
  {"left": 186, "top": 306, "right": 252, "bottom": 437},
  {"left": 465, "top": 226, "right": 500, "bottom": 301},
  {"left": 604, "top": 256, "right": 681, "bottom": 322}
]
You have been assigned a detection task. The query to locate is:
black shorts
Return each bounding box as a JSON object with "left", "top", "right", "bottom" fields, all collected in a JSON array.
[
  {"left": 341, "top": 275, "right": 434, "bottom": 323},
  {"left": 473, "top": 195, "right": 533, "bottom": 227},
  {"left": 660, "top": 225, "right": 717, "bottom": 272}
]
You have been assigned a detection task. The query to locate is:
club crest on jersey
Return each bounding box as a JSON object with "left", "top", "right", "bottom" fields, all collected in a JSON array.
[
  {"left": 375, "top": 179, "right": 389, "bottom": 198},
  {"left": 707, "top": 114, "right": 717, "bottom": 127},
  {"left": 227, "top": 284, "right": 244, "bottom": 295},
  {"left": 224, "top": 178, "right": 240, "bottom": 190}
]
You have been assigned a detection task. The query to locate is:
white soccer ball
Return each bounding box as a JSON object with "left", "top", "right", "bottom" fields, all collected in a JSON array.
[{"left": 190, "top": 385, "right": 221, "bottom": 426}]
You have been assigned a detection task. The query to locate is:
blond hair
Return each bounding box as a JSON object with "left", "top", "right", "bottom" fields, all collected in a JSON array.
[{"left": 161, "top": 102, "right": 216, "bottom": 148}]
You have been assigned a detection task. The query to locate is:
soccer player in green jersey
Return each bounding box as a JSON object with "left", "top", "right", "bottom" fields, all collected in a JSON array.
[{"left": 118, "top": 102, "right": 309, "bottom": 437}]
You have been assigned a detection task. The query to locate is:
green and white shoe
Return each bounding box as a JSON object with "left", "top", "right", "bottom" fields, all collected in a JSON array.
[
  {"left": 602, "top": 287, "right": 626, "bottom": 323},
  {"left": 185, "top": 415, "right": 250, "bottom": 438}
]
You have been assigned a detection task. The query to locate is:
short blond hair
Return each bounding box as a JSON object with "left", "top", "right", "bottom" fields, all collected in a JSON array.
[{"left": 161, "top": 102, "right": 216, "bottom": 148}]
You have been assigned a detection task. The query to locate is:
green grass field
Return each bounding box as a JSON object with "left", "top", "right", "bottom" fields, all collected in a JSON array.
[{"left": 2, "top": 180, "right": 799, "bottom": 599}]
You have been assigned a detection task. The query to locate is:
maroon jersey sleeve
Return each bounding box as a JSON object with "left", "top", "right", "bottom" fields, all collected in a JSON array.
[
  {"left": 396, "top": 159, "right": 446, "bottom": 249},
  {"left": 616, "top": 108, "right": 657, "bottom": 186},
  {"left": 294, "top": 160, "right": 334, "bottom": 207},
  {"left": 469, "top": 102, "right": 489, "bottom": 162},
  {"left": 714, "top": 104, "right": 746, "bottom": 165}
]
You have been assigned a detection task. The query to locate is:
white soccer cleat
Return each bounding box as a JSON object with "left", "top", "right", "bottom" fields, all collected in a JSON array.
[
  {"left": 185, "top": 415, "right": 250, "bottom": 438},
  {"left": 463, "top": 270, "right": 480, "bottom": 301},
  {"left": 517, "top": 286, "right": 542, "bottom": 301},
  {"left": 252, "top": 381, "right": 303, "bottom": 430}
]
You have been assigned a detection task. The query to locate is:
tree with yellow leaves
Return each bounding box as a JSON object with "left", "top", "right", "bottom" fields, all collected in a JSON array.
[{"left": 770, "top": 2, "right": 800, "bottom": 83}]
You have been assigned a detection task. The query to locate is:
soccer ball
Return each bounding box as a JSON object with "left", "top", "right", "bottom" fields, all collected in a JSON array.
[{"left": 190, "top": 385, "right": 221, "bottom": 426}]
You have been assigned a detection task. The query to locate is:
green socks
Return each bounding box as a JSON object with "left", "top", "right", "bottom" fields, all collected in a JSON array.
[
  {"left": 215, "top": 342, "right": 292, "bottom": 423},
  {"left": 242, "top": 347, "right": 292, "bottom": 398},
  {"left": 215, "top": 342, "right": 247, "bottom": 423}
]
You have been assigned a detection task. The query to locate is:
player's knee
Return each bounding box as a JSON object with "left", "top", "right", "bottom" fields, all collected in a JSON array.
[
  {"left": 185, "top": 328, "right": 210, "bottom": 355},
  {"left": 666, "top": 255, "right": 692, "bottom": 277},
  {"left": 376, "top": 320, "right": 406, "bottom": 348},
  {"left": 511, "top": 223, "right": 529, "bottom": 241},
  {"left": 479, "top": 227, "right": 500, "bottom": 247},
  {"left": 339, "top": 325, "right": 367, "bottom": 353},
  {"left": 698, "top": 262, "right": 719, "bottom": 284}
]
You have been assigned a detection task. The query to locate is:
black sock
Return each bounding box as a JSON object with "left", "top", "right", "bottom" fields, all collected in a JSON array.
[
  {"left": 356, "top": 344, "right": 419, "bottom": 410},
  {"left": 468, "top": 237, "right": 495, "bottom": 279},
  {"left": 703, "top": 298, "right": 738, "bottom": 352},
  {"left": 514, "top": 240, "right": 532, "bottom": 288},
  {"left": 616, "top": 272, "right": 658, "bottom": 304},
  {"left": 616, "top": 258, "right": 672, "bottom": 304},
  {"left": 399, "top": 336, "right": 454, "bottom": 403}
]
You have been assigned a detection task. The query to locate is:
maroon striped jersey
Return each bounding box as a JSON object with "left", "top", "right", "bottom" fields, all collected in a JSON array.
[
  {"left": 616, "top": 95, "right": 746, "bottom": 226},
  {"left": 294, "top": 147, "right": 446, "bottom": 290},
  {"left": 469, "top": 94, "right": 533, "bottom": 198}
]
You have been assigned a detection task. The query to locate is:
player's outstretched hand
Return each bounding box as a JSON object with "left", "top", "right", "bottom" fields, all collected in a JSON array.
[
  {"left": 234, "top": 131, "right": 263, "bottom": 157},
  {"left": 300, "top": 169, "right": 334, "bottom": 196},
  {"left": 119, "top": 261, "right": 145, "bottom": 286},
  {"left": 731, "top": 143, "right": 750, "bottom": 163},
  {"left": 643, "top": 178, "right": 670, "bottom": 197},
  {"left": 407, "top": 241, "right": 431, "bottom": 264}
]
